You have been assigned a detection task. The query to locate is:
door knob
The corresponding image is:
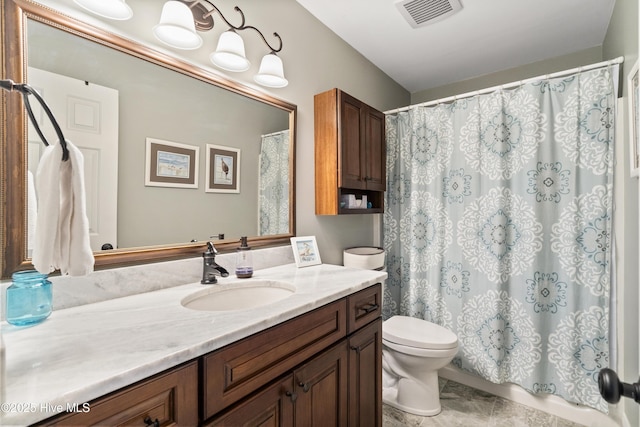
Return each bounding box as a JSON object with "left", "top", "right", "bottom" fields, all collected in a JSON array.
[{"left": 598, "top": 368, "right": 640, "bottom": 404}]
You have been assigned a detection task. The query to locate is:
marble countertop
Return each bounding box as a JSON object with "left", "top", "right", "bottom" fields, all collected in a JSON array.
[{"left": 1, "top": 263, "right": 387, "bottom": 426}]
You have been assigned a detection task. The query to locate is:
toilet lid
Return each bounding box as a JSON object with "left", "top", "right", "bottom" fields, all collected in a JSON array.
[{"left": 383, "top": 316, "right": 457, "bottom": 350}]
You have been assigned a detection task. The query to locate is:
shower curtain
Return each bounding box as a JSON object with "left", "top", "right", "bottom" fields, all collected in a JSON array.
[
  {"left": 383, "top": 65, "right": 617, "bottom": 412},
  {"left": 258, "top": 130, "right": 290, "bottom": 235}
]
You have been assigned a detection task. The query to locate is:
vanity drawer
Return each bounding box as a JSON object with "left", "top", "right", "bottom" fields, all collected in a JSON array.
[
  {"left": 202, "top": 299, "right": 347, "bottom": 419},
  {"left": 37, "top": 361, "right": 198, "bottom": 427},
  {"left": 347, "top": 283, "right": 382, "bottom": 333}
]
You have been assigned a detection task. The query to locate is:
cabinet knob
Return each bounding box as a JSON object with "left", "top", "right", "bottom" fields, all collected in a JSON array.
[
  {"left": 143, "top": 416, "right": 160, "bottom": 427},
  {"left": 285, "top": 390, "right": 298, "bottom": 402},
  {"left": 298, "top": 381, "right": 310, "bottom": 392}
]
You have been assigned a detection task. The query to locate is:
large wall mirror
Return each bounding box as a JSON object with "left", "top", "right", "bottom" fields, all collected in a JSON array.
[{"left": 1, "top": 0, "right": 296, "bottom": 278}]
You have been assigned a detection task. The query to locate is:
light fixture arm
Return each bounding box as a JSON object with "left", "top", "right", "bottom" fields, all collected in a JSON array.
[{"left": 182, "top": 0, "right": 282, "bottom": 53}]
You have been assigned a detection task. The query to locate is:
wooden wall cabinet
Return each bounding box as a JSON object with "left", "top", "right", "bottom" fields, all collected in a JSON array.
[{"left": 315, "top": 88, "right": 386, "bottom": 215}]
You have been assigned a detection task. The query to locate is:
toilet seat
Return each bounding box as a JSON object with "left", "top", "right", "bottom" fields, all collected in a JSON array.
[{"left": 383, "top": 316, "right": 457, "bottom": 350}]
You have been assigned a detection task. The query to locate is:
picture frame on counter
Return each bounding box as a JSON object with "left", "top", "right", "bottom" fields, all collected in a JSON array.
[{"left": 290, "top": 236, "right": 322, "bottom": 267}]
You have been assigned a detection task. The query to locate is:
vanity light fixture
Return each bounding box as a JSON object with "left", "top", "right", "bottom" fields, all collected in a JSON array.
[
  {"left": 73, "top": 0, "right": 287, "bottom": 88},
  {"left": 73, "top": 0, "right": 133, "bottom": 21},
  {"left": 156, "top": 0, "right": 287, "bottom": 87},
  {"left": 153, "top": 1, "right": 203, "bottom": 50}
]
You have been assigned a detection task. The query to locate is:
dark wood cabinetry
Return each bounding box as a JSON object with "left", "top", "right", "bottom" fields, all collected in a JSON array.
[
  {"left": 293, "top": 341, "right": 349, "bottom": 425},
  {"left": 348, "top": 318, "right": 383, "bottom": 427},
  {"left": 206, "top": 375, "right": 295, "bottom": 427},
  {"left": 208, "top": 283, "right": 382, "bottom": 426},
  {"left": 315, "top": 88, "right": 386, "bottom": 215},
  {"left": 37, "top": 284, "right": 382, "bottom": 427},
  {"left": 202, "top": 299, "right": 347, "bottom": 419},
  {"left": 35, "top": 362, "right": 198, "bottom": 427}
]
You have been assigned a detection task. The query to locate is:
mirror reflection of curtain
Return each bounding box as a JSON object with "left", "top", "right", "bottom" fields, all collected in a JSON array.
[
  {"left": 259, "top": 130, "right": 290, "bottom": 235},
  {"left": 384, "top": 65, "right": 618, "bottom": 412}
]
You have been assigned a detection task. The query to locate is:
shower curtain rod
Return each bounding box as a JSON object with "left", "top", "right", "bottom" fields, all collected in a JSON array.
[
  {"left": 385, "top": 56, "right": 624, "bottom": 115},
  {"left": 261, "top": 130, "right": 288, "bottom": 138}
]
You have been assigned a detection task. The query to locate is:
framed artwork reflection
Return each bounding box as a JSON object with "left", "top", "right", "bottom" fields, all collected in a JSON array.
[
  {"left": 290, "top": 236, "right": 322, "bottom": 267},
  {"left": 206, "top": 144, "right": 240, "bottom": 193},
  {"left": 145, "top": 137, "right": 199, "bottom": 188}
]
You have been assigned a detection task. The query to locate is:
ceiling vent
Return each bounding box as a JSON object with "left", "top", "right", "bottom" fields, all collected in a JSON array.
[{"left": 395, "top": 0, "right": 463, "bottom": 28}]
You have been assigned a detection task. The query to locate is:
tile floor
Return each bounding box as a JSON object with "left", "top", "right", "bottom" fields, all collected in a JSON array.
[{"left": 382, "top": 378, "right": 587, "bottom": 427}]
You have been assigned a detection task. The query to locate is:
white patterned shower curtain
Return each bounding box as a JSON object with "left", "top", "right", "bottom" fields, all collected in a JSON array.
[
  {"left": 383, "top": 65, "right": 618, "bottom": 411},
  {"left": 258, "top": 130, "right": 290, "bottom": 235}
]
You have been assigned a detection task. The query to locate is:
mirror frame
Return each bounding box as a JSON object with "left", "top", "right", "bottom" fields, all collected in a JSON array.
[{"left": 1, "top": 0, "right": 296, "bottom": 279}]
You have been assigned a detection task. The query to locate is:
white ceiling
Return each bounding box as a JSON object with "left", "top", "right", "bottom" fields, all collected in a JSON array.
[{"left": 295, "top": 0, "right": 617, "bottom": 94}]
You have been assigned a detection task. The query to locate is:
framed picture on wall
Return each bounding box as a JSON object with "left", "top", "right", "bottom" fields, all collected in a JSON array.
[
  {"left": 290, "top": 236, "right": 322, "bottom": 267},
  {"left": 628, "top": 59, "right": 640, "bottom": 177},
  {"left": 206, "top": 144, "right": 240, "bottom": 193},
  {"left": 145, "top": 137, "right": 199, "bottom": 188}
]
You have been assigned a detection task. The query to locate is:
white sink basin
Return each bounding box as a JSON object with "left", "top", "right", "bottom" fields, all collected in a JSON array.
[{"left": 181, "top": 280, "right": 295, "bottom": 312}]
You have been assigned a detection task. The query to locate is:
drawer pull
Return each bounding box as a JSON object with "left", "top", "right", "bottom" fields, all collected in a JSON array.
[
  {"left": 298, "top": 381, "right": 310, "bottom": 393},
  {"left": 285, "top": 390, "right": 298, "bottom": 402},
  {"left": 144, "top": 416, "right": 160, "bottom": 427},
  {"left": 358, "top": 303, "right": 379, "bottom": 314}
]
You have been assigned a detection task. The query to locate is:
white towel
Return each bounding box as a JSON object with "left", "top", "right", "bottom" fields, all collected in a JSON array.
[
  {"left": 32, "top": 140, "right": 94, "bottom": 276},
  {"left": 27, "top": 170, "right": 37, "bottom": 254}
]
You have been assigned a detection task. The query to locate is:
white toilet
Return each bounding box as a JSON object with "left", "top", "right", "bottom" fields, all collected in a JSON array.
[{"left": 382, "top": 315, "right": 458, "bottom": 416}]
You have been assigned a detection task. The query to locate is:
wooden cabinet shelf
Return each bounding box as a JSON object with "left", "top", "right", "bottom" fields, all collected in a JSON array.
[{"left": 315, "top": 88, "right": 386, "bottom": 215}]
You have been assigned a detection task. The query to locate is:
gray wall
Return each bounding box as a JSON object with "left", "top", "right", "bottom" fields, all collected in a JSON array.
[{"left": 411, "top": 46, "right": 603, "bottom": 104}]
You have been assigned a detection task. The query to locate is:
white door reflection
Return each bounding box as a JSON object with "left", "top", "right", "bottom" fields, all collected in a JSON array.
[{"left": 27, "top": 67, "right": 119, "bottom": 253}]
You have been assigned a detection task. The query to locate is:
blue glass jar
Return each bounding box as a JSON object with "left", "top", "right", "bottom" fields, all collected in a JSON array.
[{"left": 6, "top": 270, "right": 52, "bottom": 326}]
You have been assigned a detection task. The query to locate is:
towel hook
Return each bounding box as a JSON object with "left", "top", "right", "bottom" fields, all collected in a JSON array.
[{"left": 1, "top": 79, "right": 69, "bottom": 161}]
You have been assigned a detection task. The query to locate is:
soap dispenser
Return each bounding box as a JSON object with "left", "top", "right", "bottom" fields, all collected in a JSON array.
[{"left": 235, "top": 236, "right": 253, "bottom": 278}]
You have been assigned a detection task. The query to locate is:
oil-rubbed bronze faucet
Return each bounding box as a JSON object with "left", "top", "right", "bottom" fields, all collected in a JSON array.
[{"left": 201, "top": 241, "right": 229, "bottom": 284}]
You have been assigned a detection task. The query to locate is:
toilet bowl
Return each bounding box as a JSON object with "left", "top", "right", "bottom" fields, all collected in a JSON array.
[{"left": 382, "top": 315, "right": 458, "bottom": 416}]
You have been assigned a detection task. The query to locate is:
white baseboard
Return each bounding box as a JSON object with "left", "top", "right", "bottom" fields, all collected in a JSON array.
[{"left": 439, "top": 365, "right": 628, "bottom": 427}]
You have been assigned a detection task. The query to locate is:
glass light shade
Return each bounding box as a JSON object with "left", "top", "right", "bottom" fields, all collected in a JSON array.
[
  {"left": 254, "top": 54, "right": 288, "bottom": 88},
  {"left": 210, "top": 31, "right": 250, "bottom": 72},
  {"left": 74, "top": 0, "right": 133, "bottom": 20},
  {"left": 153, "top": 1, "right": 203, "bottom": 50}
]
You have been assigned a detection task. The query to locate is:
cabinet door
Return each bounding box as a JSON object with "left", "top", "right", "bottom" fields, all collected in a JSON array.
[
  {"left": 294, "top": 341, "right": 349, "bottom": 426},
  {"left": 364, "top": 108, "right": 386, "bottom": 192},
  {"left": 36, "top": 362, "right": 198, "bottom": 427},
  {"left": 348, "top": 318, "right": 382, "bottom": 427},
  {"left": 206, "top": 375, "right": 295, "bottom": 427},
  {"left": 202, "top": 300, "right": 347, "bottom": 418},
  {"left": 339, "top": 91, "right": 366, "bottom": 190}
]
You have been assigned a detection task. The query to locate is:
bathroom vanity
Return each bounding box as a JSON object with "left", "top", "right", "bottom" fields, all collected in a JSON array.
[{"left": 1, "top": 263, "right": 384, "bottom": 426}]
